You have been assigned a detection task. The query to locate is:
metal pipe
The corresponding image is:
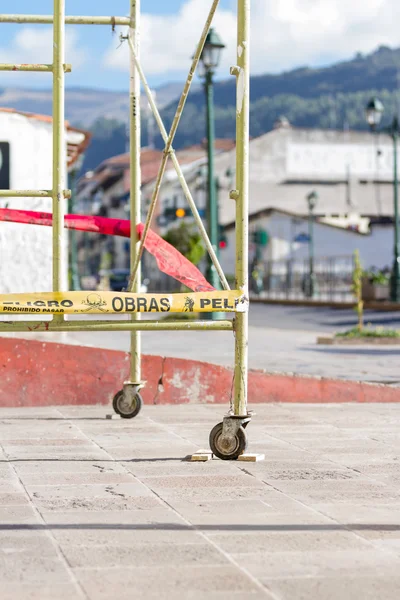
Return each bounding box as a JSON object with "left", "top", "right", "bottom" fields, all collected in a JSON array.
[
  {"left": 52, "top": 0, "right": 66, "bottom": 293},
  {"left": 0, "top": 15, "right": 130, "bottom": 25},
  {"left": 0, "top": 319, "right": 233, "bottom": 333},
  {"left": 0, "top": 190, "right": 71, "bottom": 198},
  {"left": 126, "top": 36, "right": 229, "bottom": 291},
  {"left": 68, "top": 168, "right": 80, "bottom": 290},
  {"left": 129, "top": 0, "right": 142, "bottom": 385},
  {"left": 233, "top": 0, "right": 250, "bottom": 417},
  {"left": 128, "top": 0, "right": 221, "bottom": 290},
  {"left": 391, "top": 122, "right": 400, "bottom": 301},
  {"left": 308, "top": 204, "right": 315, "bottom": 298},
  {"left": 0, "top": 63, "right": 71, "bottom": 72},
  {"left": 204, "top": 68, "right": 220, "bottom": 304}
]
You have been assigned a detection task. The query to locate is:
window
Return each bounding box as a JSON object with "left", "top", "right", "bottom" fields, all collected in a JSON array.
[{"left": 0, "top": 142, "right": 10, "bottom": 189}]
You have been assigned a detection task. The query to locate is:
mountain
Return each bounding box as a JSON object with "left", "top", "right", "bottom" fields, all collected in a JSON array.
[
  {"left": 2, "top": 45, "right": 400, "bottom": 171},
  {"left": 188, "top": 45, "right": 400, "bottom": 109},
  {"left": 0, "top": 82, "right": 191, "bottom": 127},
  {"left": 161, "top": 45, "right": 400, "bottom": 148}
]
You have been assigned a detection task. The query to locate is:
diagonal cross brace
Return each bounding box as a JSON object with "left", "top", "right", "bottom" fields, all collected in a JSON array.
[
  {"left": 127, "top": 0, "right": 221, "bottom": 292},
  {"left": 126, "top": 35, "right": 230, "bottom": 291}
]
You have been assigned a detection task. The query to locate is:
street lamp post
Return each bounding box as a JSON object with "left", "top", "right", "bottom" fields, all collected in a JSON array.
[
  {"left": 306, "top": 190, "right": 318, "bottom": 298},
  {"left": 365, "top": 97, "right": 400, "bottom": 302},
  {"left": 198, "top": 28, "right": 225, "bottom": 318}
]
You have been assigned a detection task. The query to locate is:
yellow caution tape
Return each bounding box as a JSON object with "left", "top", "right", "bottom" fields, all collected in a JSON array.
[{"left": 0, "top": 290, "right": 248, "bottom": 315}]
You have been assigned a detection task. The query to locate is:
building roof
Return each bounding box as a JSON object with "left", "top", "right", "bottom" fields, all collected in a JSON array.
[
  {"left": 217, "top": 179, "right": 397, "bottom": 226},
  {"left": 85, "top": 143, "right": 235, "bottom": 196},
  {"left": 78, "top": 148, "right": 166, "bottom": 197},
  {"left": 224, "top": 206, "right": 368, "bottom": 236},
  {"left": 0, "top": 107, "right": 91, "bottom": 170},
  {"left": 182, "top": 139, "right": 236, "bottom": 153}
]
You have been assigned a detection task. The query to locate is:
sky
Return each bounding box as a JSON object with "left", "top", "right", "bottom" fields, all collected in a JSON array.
[{"left": 0, "top": 0, "right": 399, "bottom": 91}]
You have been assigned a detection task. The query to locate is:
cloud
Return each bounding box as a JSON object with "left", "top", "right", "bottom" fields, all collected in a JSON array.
[
  {"left": 103, "top": 0, "right": 400, "bottom": 79},
  {"left": 104, "top": 0, "right": 237, "bottom": 78},
  {"left": 0, "top": 27, "right": 86, "bottom": 83}
]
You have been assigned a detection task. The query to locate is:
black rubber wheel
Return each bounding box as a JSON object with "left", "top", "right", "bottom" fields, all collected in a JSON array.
[
  {"left": 112, "top": 390, "right": 143, "bottom": 419},
  {"left": 209, "top": 422, "right": 248, "bottom": 460}
]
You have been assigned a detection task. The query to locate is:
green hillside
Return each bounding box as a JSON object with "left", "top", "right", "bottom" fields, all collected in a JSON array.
[
  {"left": 78, "top": 45, "right": 400, "bottom": 171},
  {"left": 161, "top": 45, "right": 400, "bottom": 148}
]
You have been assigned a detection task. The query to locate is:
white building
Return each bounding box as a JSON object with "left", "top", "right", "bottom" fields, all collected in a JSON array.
[
  {"left": 76, "top": 122, "right": 398, "bottom": 292},
  {"left": 222, "top": 208, "right": 391, "bottom": 277},
  {"left": 211, "top": 122, "right": 396, "bottom": 275},
  {"left": 0, "top": 108, "right": 90, "bottom": 293},
  {"left": 215, "top": 120, "right": 397, "bottom": 227}
]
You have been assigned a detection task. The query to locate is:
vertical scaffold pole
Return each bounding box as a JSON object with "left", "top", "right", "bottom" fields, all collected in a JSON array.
[
  {"left": 233, "top": 0, "right": 250, "bottom": 417},
  {"left": 129, "top": 0, "right": 141, "bottom": 384},
  {"left": 52, "top": 0, "right": 66, "bottom": 293}
]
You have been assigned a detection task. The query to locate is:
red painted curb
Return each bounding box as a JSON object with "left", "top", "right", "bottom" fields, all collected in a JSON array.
[{"left": 0, "top": 337, "right": 399, "bottom": 407}]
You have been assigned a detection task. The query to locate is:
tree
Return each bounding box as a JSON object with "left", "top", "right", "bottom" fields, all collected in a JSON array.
[
  {"left": 352, "top": 250, "right": 364, "bottom": 333},
  {"left": 163, "top": 221, "right": 205, "bottom": 267}
]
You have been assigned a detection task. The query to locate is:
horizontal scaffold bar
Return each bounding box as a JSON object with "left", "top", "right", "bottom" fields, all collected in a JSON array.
[
  {"left": 0, "top": 291, "right": 248, "bottom": 315},
  {"left": 0, "top": 15, "right": 130, "bottom": 26},
  {"left": 0, "top": 63, "right": 71, "bottom": 72},
  {"left": 0, "top": 319, "right": 234, "bottom": 333},
  {"left": 0, "top": 190, "right": 71, "bottom": 198}
]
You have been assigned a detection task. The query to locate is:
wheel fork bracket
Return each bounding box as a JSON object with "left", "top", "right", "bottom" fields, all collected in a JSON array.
[
  {"left": 221, "top": 414, "right": 252, "bottom": 439},
  {"left": 122, "top": 381, "right": 145, "bottom": 403}
]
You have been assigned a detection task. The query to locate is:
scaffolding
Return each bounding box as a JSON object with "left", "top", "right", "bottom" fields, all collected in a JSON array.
[{"left": 0, "top": 0, "right": 252, "bottom": 460}]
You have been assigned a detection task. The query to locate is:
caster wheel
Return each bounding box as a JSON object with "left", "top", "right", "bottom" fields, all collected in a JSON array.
[
  {"left": 112, "top": 390, "right": 143, "bottom": 419},
  {"left": 209, "top": 422, "right": 248, "bottom": 460}
]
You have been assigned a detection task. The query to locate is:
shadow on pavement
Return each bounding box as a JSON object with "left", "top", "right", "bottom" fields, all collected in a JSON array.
[
  {"left": 0, "top": 417, "right": 109, "bottom": 421},
  {"left": 319, "top": 316, "right": 400, "bottom": 328},
  {"left": 0, "top": 457, "right": 185, "bottom": 463},
  {"left": 301, "top": 347, "right": 400, "bottom": 356},
  {"left": 0, "top": 523, "right": 399, "bottom": 532}
]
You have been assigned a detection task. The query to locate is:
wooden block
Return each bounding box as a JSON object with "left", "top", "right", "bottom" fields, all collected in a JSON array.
[
  {"left": 190, "top": 450, "right": 213, "bottom": 462},
  {"left": 238, "top": 453, "right": 265, "bottom": 462},
  {"left": 105, "top": 414, "right": 119, "bottom": 420}
]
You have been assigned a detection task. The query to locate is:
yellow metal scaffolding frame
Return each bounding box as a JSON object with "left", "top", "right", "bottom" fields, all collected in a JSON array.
[{"left": 0, "top": 0, "right": 252, "bottom": 460}]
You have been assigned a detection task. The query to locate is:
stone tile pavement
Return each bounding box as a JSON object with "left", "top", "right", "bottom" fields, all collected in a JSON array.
[{"left": 1, "top": 403, "right": 400, "bottom": 599}]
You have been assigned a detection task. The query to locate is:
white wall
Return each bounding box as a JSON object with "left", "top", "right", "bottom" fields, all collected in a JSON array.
[
  {"left": 0, "top": 112, "right": 68, "bottom": 294},
  {"left": 287, "top": 140, "right": 396, "bottom": 180}
]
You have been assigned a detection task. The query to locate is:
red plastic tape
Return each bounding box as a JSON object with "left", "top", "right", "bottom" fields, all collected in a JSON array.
[{"left": 0, "top": 209, "right": 215, "bottom": 293}]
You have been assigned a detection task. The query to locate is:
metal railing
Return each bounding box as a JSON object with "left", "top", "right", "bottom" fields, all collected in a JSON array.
[{"left": 251, "top": 256, "right": 355, "bottom": 302}]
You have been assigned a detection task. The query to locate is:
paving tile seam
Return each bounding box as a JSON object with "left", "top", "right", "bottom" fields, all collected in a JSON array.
[
  {"left": 308, "top": 502, "right": 400, "bottom": 563},
  {"left": 290, "top": 434, "right": 400, "bottom": 490},
  {"left": 56, "top": 408, "right": 277, "bottom": 600},
  {"left": 121, "top": 419, "right": 279, "bottom": 599},
  {"left": 0, "top": 439, "right": 89, "bottom": 600},
  {"left": 231, "top": 423, "right": 400, "bottom": 566},
  {"left": 255, "top": 427, "right": 377, "bottom": 481},
  {"left": 145, "top": 413, "right": 201, "bottom": 449},
  {"left": 71, "top": 561, "right": 228, "bottom": 572},
  {"left": 139, "top": 485, "right": 278, "bottom": 599}
]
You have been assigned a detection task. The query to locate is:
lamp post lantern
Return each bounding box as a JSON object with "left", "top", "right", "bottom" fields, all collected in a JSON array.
[
  {"left": 198, "top": 28, "right": 225, "bottom": 318},
  {"left": 365, "top": 97, "right": 400, "bottom": 302},
  {"left": 306, "top": 190, "right": 318, "bottom": 298},
  {"left": 365, "top": 97, "right": 384, "bottom": 130}
]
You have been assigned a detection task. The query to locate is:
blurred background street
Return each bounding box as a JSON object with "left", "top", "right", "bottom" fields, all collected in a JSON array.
[{"left": 2, "top": 304, "right": 399, "bottom": 384}]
